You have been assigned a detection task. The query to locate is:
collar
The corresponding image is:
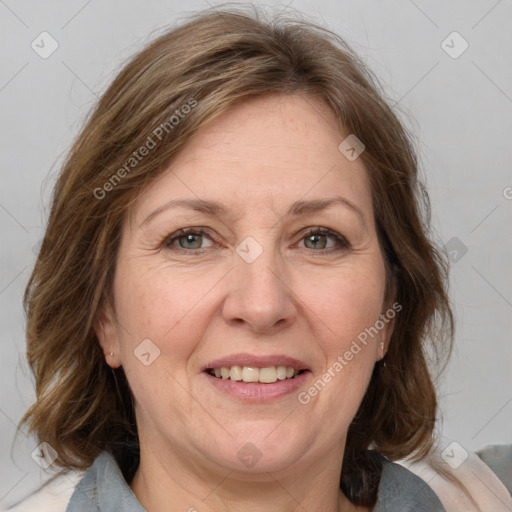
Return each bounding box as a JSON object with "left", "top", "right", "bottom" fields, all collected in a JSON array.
[{"left": 66, "top": 451, "right": 445, "bottom": 511}]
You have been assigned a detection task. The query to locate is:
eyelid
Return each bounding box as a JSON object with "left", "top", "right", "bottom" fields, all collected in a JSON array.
[
  {"left": 162, "top": 226, "right": 350, "bottom": 254},
  {"left": 162, "top": 227, "right": 216, "bottom": 250},
  {"left": 295, "top": 226, "right": 351, "bottom": 251}
]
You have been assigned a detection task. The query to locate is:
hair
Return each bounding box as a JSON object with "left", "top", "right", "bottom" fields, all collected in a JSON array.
[{"left": 21, "top": 5, "right": 459, "bottom": 507}]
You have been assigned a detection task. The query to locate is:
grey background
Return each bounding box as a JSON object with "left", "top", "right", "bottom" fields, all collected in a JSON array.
[{"left": 1, "top": 0, "right": 511, "bottom": 507}]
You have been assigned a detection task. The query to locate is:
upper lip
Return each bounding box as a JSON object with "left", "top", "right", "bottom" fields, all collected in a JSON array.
[{"left": 202, "top": 353, "right": 310, "bottom": 371}]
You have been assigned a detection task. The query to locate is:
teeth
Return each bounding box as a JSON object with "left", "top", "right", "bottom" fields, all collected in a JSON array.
[
  {"left": 230, "top": 365, "right": 242, "bottom": 381},
  {"left": 259, "top": 367, "right": 277, "bottom": 383},
  {"left": 242, "top": 366, "right": 259, "bottom": 382},
  {"left": 209, "top": 365, "right": 302, "bottom": 383},
  {"left": 277, "top": 365, "right": 287, "bottom": 380}
]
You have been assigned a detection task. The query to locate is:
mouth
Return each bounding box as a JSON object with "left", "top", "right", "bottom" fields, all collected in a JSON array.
[
  {"left": 205, "top": 365, "right": 307, "bottom": 384},
  {"left": 201, "top": 354, "right": 311, "bottom": 402}
]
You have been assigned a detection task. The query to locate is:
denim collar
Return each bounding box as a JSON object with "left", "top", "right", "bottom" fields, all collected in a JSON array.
[{"left": 66, "top": 451, "right": 445, "bottom": 511}]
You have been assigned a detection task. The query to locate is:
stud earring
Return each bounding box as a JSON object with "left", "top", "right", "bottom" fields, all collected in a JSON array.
[
  {"left": 379, "top": 342, "right": 387, "bottom": 368},
  {"left": 106, "top": 352, "right": 118, "bottom": 369}
]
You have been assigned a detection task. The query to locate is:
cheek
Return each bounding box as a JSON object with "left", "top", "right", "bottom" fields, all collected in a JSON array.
[
  {"left": 112, "top": 258, "right": 223, "bottom": 361},
  {"left": 112, "top": 262, "right": 219, "bottom": 423},
  {"left": 301, "top": 261, "right": 386, "bottom": 355},
  {"left": 290, "top": 261, "right": 386, "bottom": 439},
  {"left": 309, "top": 273, "right": 383, "bottom": 391}
]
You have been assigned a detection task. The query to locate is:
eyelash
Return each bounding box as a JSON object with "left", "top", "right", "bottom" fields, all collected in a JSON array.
[{"left": 161, "top": 227, "right": 351, "bottom": 255}]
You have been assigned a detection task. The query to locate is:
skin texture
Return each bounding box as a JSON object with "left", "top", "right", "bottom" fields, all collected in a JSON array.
[{"left": 95, "top": 93, "right": 394, "bottom": 512}]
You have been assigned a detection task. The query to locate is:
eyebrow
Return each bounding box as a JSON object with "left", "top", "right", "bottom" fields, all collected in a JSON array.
[{"left": 139, "top": 196, "right": 367, "bottom": 229}]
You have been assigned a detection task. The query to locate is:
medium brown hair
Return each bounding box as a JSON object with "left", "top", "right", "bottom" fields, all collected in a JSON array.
[{"left": 22, "top": 6, "right": 455, "bottom": 507}]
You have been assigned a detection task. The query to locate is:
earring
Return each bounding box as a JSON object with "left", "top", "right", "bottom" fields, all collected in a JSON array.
[
  {"left": 106, "top": 352, "right": 118, "bottom": 369},
  {"left": 379, "top": 342, "right": 387, "bottom": 368}
]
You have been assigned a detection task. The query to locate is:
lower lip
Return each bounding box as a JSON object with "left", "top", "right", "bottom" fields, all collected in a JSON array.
[{"left": 203, "top": 371, "right": 311, "bottom": 402}]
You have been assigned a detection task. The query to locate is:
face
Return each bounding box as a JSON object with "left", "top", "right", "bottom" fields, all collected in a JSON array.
[{"left": 96, "top": 93, "right": 394, "bottom": 477}]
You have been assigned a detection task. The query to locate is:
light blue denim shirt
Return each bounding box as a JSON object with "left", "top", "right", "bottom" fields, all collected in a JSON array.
[{"left": 66, "top": 451, "right": 446, "bottom": 511}]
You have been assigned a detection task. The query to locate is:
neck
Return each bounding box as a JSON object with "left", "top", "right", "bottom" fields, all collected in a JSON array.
[{"left": 129, "top": 441, "right": 358, "bottom": 512}]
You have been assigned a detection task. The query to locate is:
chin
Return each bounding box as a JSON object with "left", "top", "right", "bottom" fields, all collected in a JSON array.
[{"left": 196, "top": 427, "right": 308, "bottom": 475}]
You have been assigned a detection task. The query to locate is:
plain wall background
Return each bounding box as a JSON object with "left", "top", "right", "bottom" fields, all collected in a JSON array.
[{"left": 1, "top": 0, "right": 511, "bottom": 507}]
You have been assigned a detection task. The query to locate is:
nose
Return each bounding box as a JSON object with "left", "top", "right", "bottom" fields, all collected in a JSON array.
[{"left": 221, "top": 241, "right": 298, "bottom": 335}]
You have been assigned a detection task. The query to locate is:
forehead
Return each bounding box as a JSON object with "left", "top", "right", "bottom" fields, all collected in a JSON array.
[{"left": 129, "top": 93, "right": 372, "bottom": 227}]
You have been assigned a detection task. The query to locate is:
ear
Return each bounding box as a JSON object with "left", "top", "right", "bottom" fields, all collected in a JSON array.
[
  {"left": 378, "top": 313, "right": 395, "bottom": 360},
  {"left": 377, "top": 300, "right": 401, "bottom": 361},
  {"left": 377, "top": 270, "right": 399, "bottom": 360},
  {"left": 94, "top": 300, "right": 122, "bottom": 368}
]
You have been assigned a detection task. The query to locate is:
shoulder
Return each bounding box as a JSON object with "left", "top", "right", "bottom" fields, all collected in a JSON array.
[
  {"left": 3, "top": 471, "right": 82, "bottom": 512},
  {"left": 3, "top": 452, "right": 122, "bottom": 512},
  {"left": 66, "top": 451, "right": 142, "bottom": 511},
  {"left": 395, "top": 440, "right": 512, "bottom": 512},
  {"left": 6, "top": 445, "right": 511, "bottom": 512},
  {"left": 476, "top": 443, "right": 512, "bottom": 495},
  {"left": 375, "top": 454, "right": 446, "bottom": 511}
]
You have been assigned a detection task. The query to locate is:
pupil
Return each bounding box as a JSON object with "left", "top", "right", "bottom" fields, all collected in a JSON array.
[
  {"left": 180, "top": 234, "right": 201, "bottom": 249},
  {"left": 307, "top": 234, "right": 326, "bottom": 249},
  {"left": 178, "top": 233, "right": 327, "bottom": 250}
]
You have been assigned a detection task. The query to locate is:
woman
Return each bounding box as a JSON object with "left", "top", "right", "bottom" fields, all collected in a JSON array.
[{"left": 17, "top": 6, "right": 511, "bottom": 512}]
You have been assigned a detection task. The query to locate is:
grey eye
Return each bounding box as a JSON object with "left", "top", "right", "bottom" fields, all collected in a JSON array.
[
  {"left": 304, "top": 233, "right": 329, "bottom": 250},
  {"left": 178, "top": 233, "right": 204, "bottom": 249}
]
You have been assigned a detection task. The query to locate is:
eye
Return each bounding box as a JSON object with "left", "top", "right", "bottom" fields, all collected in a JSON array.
[
  {"left": 162, "top": 228, "right": 214, "bottom": 252},
  {"left": 161, "top": 226, "right": 350, "bottom": 255},
  {"left": 298, "top": 227, "right": 350, "bottom": 252}
]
